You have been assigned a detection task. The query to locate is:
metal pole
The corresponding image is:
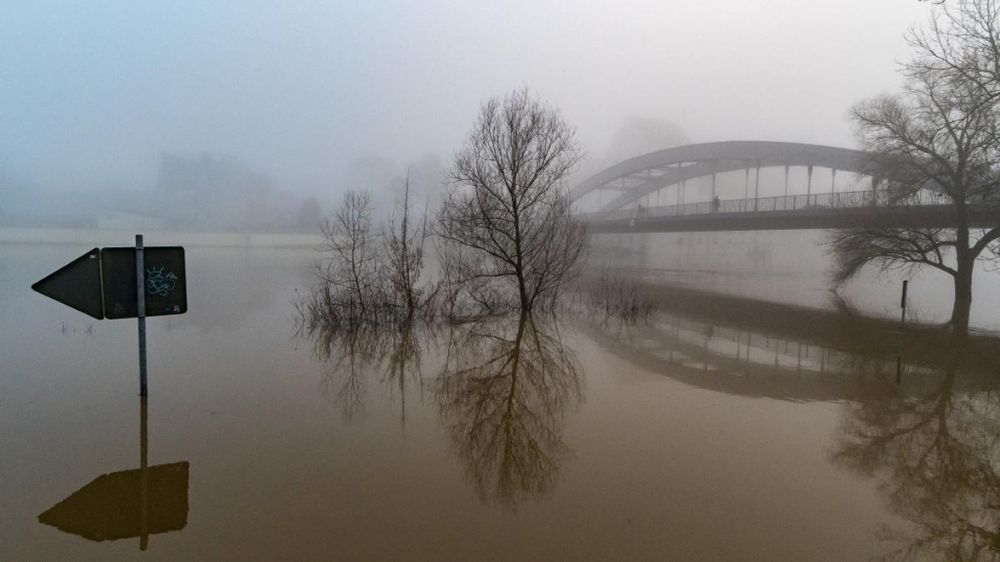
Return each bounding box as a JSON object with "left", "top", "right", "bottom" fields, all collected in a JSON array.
[
  {"left": 897, "top": 280, "right": 908, "bottom": 384},
  {"left": 136, "top": 234, "right": 147, "bottom": 396},
  {"left": 139, "top": 396, "right": 149, "bottom": 550},
  {"left": 900, "top": 280, "right": 908, "bottom": 331},
  {"left": 783, "top": 165, "right": 789, "bottom": 198}
]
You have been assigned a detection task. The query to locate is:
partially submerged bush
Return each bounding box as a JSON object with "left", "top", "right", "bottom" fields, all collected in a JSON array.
[
  {"left": 315, "top": 182, "right": 437, "bottom": 329},
  {"left": 578, "top": 269, "right": 655, "bottom": 323}
]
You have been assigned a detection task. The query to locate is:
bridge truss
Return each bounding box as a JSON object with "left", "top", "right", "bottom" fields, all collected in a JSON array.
[{"left": 571, "top": 141, "right": 997, "bottom": 233}]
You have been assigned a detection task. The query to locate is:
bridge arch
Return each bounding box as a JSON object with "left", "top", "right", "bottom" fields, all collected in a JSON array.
[{"left": 571, "top": 141, "right": 884, "bottom": 212}]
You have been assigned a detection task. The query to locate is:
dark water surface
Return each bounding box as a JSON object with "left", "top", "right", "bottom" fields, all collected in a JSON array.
[{"left": 2, "top": 242, "right": 999, "bottom": 560}]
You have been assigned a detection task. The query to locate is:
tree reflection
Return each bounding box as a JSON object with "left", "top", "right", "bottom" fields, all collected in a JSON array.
[
  {"left": 834, "top": 333, "right": 1000, "bottom": 560},
  {"left": 297, "top": 304, "right": 425, "bottom": 422},
  {"left": 436, "top": 312, "right": 581, "bottom": 508},
  {"left": 297, "top": 293, "right": 583, "bottom": 507}
]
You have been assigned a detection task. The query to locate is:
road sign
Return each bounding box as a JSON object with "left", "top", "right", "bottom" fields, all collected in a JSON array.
[
  {"left": 30, "top": 248, "right": 104, "bottom": 319},
  {"left": 32, "top": 246, "right": 187, "bottom": 320},
  {"left": 102, "top": 246, "right": 187, "bottom": 319},
  {"left": 38, "top": 462, "right": 189, "bottom": 542},
  {"left": 32, "top": 236, "right": 187, "bottom": 396}
]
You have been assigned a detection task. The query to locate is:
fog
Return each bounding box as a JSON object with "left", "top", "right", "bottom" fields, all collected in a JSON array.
[{"left": 2, "top": 0, "right": 927, "bottom": 227}]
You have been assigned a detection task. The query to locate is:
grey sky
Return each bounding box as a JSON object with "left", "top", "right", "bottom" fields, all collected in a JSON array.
[{"left": 1, "top": 0, "right": 927, "bottom": 194}]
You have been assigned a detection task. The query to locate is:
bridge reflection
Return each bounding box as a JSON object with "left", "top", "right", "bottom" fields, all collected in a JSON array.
[{"left": 579, "top": 284, "right": 1000, "bottom": 401}]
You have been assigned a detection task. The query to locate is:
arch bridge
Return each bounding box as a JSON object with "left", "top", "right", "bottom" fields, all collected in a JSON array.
[{"left": 571, "top": 141, "right": 996, "bottom": 232}]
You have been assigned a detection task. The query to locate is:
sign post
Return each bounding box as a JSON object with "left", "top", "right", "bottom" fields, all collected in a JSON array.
[
  {"left": 33, "top": 241, "right": 189, "bottom": 549},
  {"left": 137, "top": 235, "right": 148, "bottom": 396},
  {"left": 896, "top": 280, "right": 909, "bottom": 384},
  {"left": 139, "top": 396, "right": 150, "bottom": 550},
  {"left": 31, "top": 237, "right": 187, "bottom": 396}
]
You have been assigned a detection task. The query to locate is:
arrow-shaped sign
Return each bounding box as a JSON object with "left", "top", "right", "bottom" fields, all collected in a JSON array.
[
  {"left": 31, "top": 236, "right": 188, "bottom": 396},
  {"left": 31, "top": 248, "right": 105, "bottom": 319},
  {"left": 31, "top": 245, "right": 187, "bottom": 320}
]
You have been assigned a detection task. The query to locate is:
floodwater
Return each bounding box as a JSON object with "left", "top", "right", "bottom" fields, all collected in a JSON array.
[
  {"left": 2, "top": 238, "right": 999, "bottom": 560},
  {"left": 597, "top": 229, "right": 1000, "bottom": 331}
]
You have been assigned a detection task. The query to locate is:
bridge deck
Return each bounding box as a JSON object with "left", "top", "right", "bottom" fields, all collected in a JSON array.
[{"left": 582, "top": 190, "right": 999, "bottom": 233}]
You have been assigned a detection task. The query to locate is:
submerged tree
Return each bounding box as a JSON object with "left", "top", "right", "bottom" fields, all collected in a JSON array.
[
  {"left": 317, "top": 176, "right": 438, "bottom": 326},
  {"left": 383, "top": 175, "right": 432, "bottom": 320},
  {"left": 319, "top": 189, "right": 381, "bottom": 324},
  {"left": 831, "top": 0, "right": 1000, "bottom": 331},
  {"left": 438, "top": 89, "right": 588, "bottom": 316}
]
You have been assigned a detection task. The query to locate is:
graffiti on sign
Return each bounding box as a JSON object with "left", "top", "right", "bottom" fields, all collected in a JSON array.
[{"left": 146, "top": 266, "right": 178, "bottom": 297}]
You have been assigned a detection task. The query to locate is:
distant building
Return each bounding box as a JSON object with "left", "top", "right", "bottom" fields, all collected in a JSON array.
[{"left": 155, "top": 153, "right": 298, "bottom": 232}]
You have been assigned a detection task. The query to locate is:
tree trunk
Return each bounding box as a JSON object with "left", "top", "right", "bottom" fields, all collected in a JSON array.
[{"left": 950, "top": 260, "right": 973, "bottom": 335}]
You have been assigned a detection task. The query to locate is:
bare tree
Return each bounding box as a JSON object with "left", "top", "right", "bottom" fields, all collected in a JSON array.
[
  {"left": 832, "top": 0, "right": 1000, "bottom": 331},
  {"left": 437, "top": 89, "right": 588, "bottom": 316},
  {"left": 319, "top": 189, "right": 382, "bottom": 324},
  {"left": 383, "top": 174, "right": 430, "bottom": 321},
  {"left": 579, "top": 268, "right": 656, "bottom": 324}
]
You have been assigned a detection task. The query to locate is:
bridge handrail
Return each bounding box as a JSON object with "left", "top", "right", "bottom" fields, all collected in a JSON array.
[{"left": 578, "top": 189, "right": 953, "bottom": 222}]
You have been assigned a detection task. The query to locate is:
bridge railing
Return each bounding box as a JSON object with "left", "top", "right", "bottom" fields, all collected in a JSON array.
[{"left": 580, "top": 189, "right": 951, "bottom": 222}]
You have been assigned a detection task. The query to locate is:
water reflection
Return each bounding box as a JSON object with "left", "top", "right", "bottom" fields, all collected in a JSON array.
[
  {"left": 581, "top": 287, "right": 1000, "bottom": 560},
  {"left": 580, "top": 285, "right": 1000, "bottom": 402},
  {"left": 436, "top": 312, "right": 581, "bottom": 507},
  {"left": 834, "top": 333, "right": 1000, "bottom": 560},
  {"left": 38, "top": 398, "right": 190, "bottom": 551},
  {"left": 298, "top": 302, "right": 582, "bottom": 507},
  {"left": 300, "top": 312, "right": 427, "bottom": 423}
]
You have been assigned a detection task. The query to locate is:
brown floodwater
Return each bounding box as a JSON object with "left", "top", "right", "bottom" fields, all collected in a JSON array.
[{"left": 2, "top": 240, "right": 999, "bottom": 560}]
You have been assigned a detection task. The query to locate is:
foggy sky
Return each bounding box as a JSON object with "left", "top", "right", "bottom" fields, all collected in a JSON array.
[{"left": 1, "top": 0, "right": 928, "bottom": 196}]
